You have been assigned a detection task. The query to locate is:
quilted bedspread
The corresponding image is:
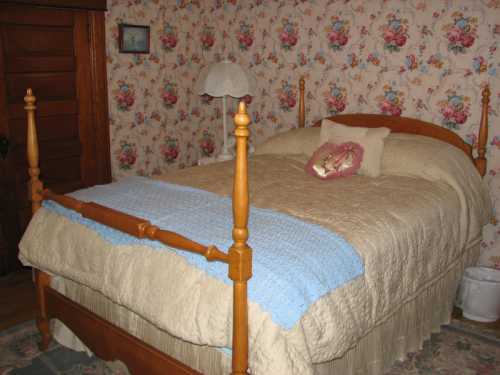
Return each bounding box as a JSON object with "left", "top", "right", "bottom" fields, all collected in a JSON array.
[
  {"left": 19, "top": 134, "right": 491, "bottom": 374},
  {"left": 42, "top": 177, "right": 363, "bottom": 330}
]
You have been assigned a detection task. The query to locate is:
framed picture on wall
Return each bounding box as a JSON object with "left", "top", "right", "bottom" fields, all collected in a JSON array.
[{"left": 118, "top": 24, "right": 150, "bottom": 54}]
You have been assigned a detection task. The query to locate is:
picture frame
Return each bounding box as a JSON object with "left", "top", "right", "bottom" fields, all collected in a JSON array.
[{"left": 118, "top": 24, "right": 150, "bottom": 54}]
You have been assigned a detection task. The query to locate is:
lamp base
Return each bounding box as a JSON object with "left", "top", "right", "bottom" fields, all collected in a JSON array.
[{"left": 216, "top": 152, "right": 234, "bottom": 162}]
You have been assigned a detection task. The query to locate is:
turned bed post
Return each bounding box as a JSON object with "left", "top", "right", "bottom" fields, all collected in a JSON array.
[
  {"left": 25, "top": 88, "right": 52, "bottom": 349},
  {"left": 229, "top": 101, "right": 253, "bottom": 375},
  {"left": 25, "top": 89, "right": 43, "bottom": 214},
  {"left": 475, "top": 86, "right": 490, "bottom": 177},
  {"left": 299, "top": 77, "right": 305, "bottom": 128}
]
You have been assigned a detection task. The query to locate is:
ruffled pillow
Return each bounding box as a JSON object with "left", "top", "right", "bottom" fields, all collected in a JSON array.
[
  {"left": 305, "top": 142, "right": 364, "bottom": 180},
  {"left": 319, "top": 120, "right": 390, "bottom": 177}
]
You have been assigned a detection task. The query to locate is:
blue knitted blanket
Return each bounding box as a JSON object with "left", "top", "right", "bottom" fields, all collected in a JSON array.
[{"left": 43, "top": 176, "right": 363, "bottom": 330}]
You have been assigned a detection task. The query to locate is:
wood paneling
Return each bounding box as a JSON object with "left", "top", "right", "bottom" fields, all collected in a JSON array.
[
  {"left": 38, "top": 156, "right": 82, "bottom": 182},
  {"left": 6, "top": 56, "right": 75, "bottom": 73},
  {"left": 6, "top": 72, "right": 76, "bottom": 102},
  {"left": 16, "top": 206, "right": 31, "bottom": 233},
  {"left": 13, "top": 138, "right": 82, "bottom": 163},
  {"left": 3, "top": 25, "right": 74, "bottom": 57},
  {"left": 10, "top": 115, "right": 79, "bottom": 143},
  {"left": 0, "top": 0, "right": 107, "bottom": 11},
  {"left": 2, "top": 23, "right": 75, "bottom": 73},
  {"left": 8, "top": 100, "right": 77, "bottom": 118},
  {"left": 0, "top": 7, "right": 19, "bottom": 275},
  {"left": 87, "top": 11, "right": 111, "bottom": 185},
  {"left": 0, "top": 5, "right": 73, "bottom": 26},
  {"left": 0, "top": 3, "right": 110, "bottom": 274}
]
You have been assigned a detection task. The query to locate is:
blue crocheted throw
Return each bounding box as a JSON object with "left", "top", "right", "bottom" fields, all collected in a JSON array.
[{"left": 43, "top": 176, "right": 363, "bottom": 330}]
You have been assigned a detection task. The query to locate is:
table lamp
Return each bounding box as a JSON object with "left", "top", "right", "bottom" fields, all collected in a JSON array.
[{"left": 196, "top": 60, "right": 255, "bottom": 161}]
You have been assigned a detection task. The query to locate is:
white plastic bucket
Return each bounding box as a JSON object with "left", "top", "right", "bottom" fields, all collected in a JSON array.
[{"left": 456, "top": 266, "right": 500, "bottom": 322}]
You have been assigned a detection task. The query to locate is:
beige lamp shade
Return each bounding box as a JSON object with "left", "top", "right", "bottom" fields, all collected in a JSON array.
[
  {"left": 196, "top": 60, "right": 255, "bottom": 98},
  {"left": 196, "top": 60, "right": 255, "bottom": 162}
]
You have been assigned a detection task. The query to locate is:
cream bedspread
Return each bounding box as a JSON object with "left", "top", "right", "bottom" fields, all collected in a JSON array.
[{"left": 19, "top": 135, "right": 491, "bottom": 374}]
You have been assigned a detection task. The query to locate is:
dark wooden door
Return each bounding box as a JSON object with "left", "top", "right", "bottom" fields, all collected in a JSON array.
[{"left": 0, "top": 4, "right": 111, "bottom": 274}]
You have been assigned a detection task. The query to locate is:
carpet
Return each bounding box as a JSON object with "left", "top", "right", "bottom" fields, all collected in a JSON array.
[
  {"left": 0, "top": 321, "right": 126, "bottom": 375},
  {"left": 386, "top": 320, "right": 500, "bottom": 375},
  {"left": 1, "top": 320, "right": 499, "bottom": 374}
]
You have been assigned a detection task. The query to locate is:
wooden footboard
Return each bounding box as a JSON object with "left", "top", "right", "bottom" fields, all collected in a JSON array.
[{"left": 25, "top": 89, "right": 253, "bottom": 374}]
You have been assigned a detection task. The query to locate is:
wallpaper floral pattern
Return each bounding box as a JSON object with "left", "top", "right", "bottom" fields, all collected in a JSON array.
[{"left": 105, "top": 0, "right": 500, "bottom": 267}]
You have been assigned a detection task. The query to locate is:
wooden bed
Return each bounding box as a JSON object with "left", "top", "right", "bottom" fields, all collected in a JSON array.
[{"left": 23, "top": 78, "right": 490, "bottom": 375}]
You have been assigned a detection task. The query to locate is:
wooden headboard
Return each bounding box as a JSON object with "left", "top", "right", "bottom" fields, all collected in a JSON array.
[{"left": 297, "top": 78, "right": 491, "bottom": 177}]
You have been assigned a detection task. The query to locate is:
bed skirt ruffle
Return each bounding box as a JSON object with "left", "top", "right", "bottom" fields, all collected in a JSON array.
[{"left": 50, "top": 241, "right": 480, "bottom": 375}]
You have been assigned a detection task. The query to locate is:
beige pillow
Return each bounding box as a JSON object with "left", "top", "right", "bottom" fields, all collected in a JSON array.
[
  {"left": 320, "top": 119, "right": 368, "bottom": 139},
  {"left": 254, "top": 127, "right": 320, "bottom": 157},
  {"left": 320, "top": 119, "right": 390, "bottom": 177}
]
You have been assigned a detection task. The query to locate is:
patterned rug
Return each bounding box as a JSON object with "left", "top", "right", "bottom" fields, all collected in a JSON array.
[
  {"left": 0, "top": 321, "right": 126, "bottom": 375},
  {"left": 385, "top": 321, "right": 500, "bottom": 375},
  {"left": 1, "top": 320, "right": 499, "bottom": 374}
]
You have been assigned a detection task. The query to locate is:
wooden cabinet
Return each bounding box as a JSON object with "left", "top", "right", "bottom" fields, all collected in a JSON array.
[{"left": 0, "top": 0, "right": 110, "bottom": 275}]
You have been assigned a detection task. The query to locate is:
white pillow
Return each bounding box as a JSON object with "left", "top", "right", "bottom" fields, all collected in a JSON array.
[
  {"left": 254, "top": 127, "right": 320, "bottom": 157},
  {"left": 319, "top": 119, "right": 390, "bottom": 177}
]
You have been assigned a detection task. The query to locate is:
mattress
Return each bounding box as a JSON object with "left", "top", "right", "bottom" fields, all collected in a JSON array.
[{"left": 19, "top": 134, "right": 491, "bottom": 374}]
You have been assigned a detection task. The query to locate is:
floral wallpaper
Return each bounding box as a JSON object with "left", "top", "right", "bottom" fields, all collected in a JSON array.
[{"left": 105, "top": 0, "right": 500, "bottom": 267}]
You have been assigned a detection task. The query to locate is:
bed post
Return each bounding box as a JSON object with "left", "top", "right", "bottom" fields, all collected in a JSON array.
[
  {"left": 25, "top": 89, "right": 52, "bottom": 350},
  {"left": 299, "top": 77, "right": 305, "bottom": 128},
  {"left": 34, "top": 269, "right": 52, "bottom": 350},
  {"left": 229, "top": 101, "right": 252, "bottom": 375},
  {"left": 475, "top": 86, "right": 490, "bottom": 177},
  {"left": 25, "top": 89, "right": 43, "bottom": 214}
]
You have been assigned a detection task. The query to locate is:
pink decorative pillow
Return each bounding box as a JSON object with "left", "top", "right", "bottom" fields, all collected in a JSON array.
[{"left": 305, "top": 142, "right": 364, "bottom": 180}]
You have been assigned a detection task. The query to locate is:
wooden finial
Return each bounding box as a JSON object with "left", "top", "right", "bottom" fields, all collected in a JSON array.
[
  {"left": 24, "top": 88, "right": 44, "bottom": 214},
  {"left": 299, "top": 77, "right": 305, "bottom": 128},
  {"left": 25, "top": 88, "right": 35, "bottom": 106},
  {"left": 234, "top": 102, "right": 250, "bottom": 130},
  {"left": 228, "top": 100, "right": 252, "bottom": 375},
  {"left": 475, "top": 85, "right": 490, "bottom": 177}
]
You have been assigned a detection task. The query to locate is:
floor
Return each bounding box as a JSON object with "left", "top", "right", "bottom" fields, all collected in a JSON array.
[
  {"left": 0, "top": 269, "right": 37, "bottom": 331},
  {"left": 451, "top": 302, "right": 500, "bottom": 338}
]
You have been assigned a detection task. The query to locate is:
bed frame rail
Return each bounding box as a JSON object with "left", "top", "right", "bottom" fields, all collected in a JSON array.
[
  {"left": 25, "top": 89, "right": 252, "bottom": 374},
  {"left": 43, "top": 190, "right": 230, "bottom": 262}
]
